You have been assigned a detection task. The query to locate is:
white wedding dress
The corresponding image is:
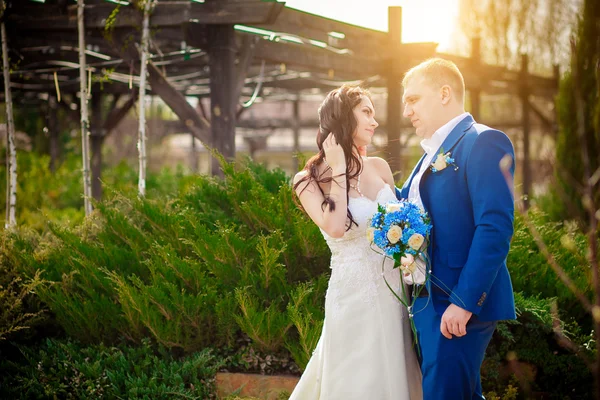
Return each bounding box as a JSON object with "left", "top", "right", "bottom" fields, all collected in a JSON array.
[{"left": 290, "top": 184, "right": 423, "bottom": 400}]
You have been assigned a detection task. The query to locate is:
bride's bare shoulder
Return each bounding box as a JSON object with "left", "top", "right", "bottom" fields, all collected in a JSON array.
[
  {"left": 293, "top": 169, "right": 309, "bottom": 184},
  {"left": 294, "top": 162, "right": 329, "bottom": 183},
  {"left": 293, "top": 164, "right": 330, "bottom": 197},
  {"left": 365, "top": 156, "right": 390, "bottom": 169},
  {"left": 365, "top": 156, "right": 394, "bottom": 186}
]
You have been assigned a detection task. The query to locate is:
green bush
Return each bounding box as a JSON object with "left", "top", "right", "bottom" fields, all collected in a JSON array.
[
  {"left": 0, "top": 230, "right": 46, "bottom": 342},
  {"left": 0, "top": 338, "right": 224, "bottom": 399},
  {"left": 508, "top": 210, "right": 594, "bottom": 325},
  {"left": 5, "top": 157, "right": 328, "bottom": 367},
  {"left": 483, "top": 293, "right": 593, "bottom": 398},
  {"left": 1, "top": 154, "right": 594, "bottom": 397}
]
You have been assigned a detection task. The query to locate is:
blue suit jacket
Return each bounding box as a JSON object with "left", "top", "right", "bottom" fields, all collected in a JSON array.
[{"left": 398, "top": 115, "right": 516, "bottom": 322}]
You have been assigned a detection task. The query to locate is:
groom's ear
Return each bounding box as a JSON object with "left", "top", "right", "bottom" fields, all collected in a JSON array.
[{"left": 440, "top": 85, "right": 452, "bottom": 105}]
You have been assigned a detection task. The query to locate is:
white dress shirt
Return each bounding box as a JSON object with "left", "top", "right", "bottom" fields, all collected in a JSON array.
[
  {"left": 403, "top": 112, "right": 470, "bottom": 285},
  {"left": 407, "top": 112, "right": 470, "bottom": 209}
]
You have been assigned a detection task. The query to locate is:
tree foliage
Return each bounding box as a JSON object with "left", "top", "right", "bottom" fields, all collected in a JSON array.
[
  {"left": 555, "top": 0, "right": 600, "bottom": 223},
  {"left": 455, "top": 0, "right": 581, "bottom": 71}
]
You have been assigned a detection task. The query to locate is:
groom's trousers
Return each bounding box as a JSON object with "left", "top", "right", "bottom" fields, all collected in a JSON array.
[{"left": 412, "top": 296, "right": 497, "bottom": 400}]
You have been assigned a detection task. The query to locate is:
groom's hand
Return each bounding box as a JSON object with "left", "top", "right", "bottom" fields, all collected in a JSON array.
[{"left": 440, "top": 304, "right": 473, "bottom": 339}]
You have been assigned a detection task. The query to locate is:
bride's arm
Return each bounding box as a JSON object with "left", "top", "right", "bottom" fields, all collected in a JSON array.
[
  {"left": 293, "top": 134, "right": 348, "bottom": 238},
  {"left": 293, "top": 168, "right": 348, "bottom": 238}
]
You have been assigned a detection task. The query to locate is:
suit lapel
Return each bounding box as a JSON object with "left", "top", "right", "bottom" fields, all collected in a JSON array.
[{"left": 419, "top": 115, "right": 475, "bottom": 187}]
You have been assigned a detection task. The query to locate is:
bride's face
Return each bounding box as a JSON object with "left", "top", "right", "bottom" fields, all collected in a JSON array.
[{"left": 352, "top": 96, "right": 378, "bottom": 147}]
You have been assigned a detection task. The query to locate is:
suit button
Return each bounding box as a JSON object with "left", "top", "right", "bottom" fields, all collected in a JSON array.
[{"left": 477, "top": 292, "right": 487, "bottom": 307}]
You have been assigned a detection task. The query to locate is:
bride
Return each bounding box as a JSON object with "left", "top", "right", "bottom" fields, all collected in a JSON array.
[{"left": 291, "top": 85, "right": 422, "bottom": 399}]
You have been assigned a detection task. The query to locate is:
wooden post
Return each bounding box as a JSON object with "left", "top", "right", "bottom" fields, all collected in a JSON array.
[
  {"left": 386, "top": 6, "right": 403, "bottom": 174},
  {"left": 520, "top": 54, "right": 531, "bottom": 210},
  {"left": 209, "top": 24, "right": 236, "bottom": 177},
  {"left": 552, "top": 64, "right": 560, "bottom": 138},
  {"left": 47, "top": 95, "right": 60, "bottom": 173},
  {"left": 190, "top": 131, "right": 198, "bottom": 173},
  {"left": 292, "top": 94, "right": 300, "bottom": 172},
  {"left": 1, "top": 19, "right": 17, "bottom": 228},
  {"left": 553, "top": 64, "right": 560, "bottom": 84},
  {"left": 470, "top": 37, "right": 481, "bottom": 121},
  {"left": 90, "top": 91, "right": 104, "bottom": 201},
  {"left": 77, "top": 0, "right": 93, "bottom": 216}
]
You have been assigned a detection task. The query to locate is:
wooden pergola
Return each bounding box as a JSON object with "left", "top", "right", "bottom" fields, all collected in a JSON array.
[{"left": 2, "top": 0, "right": 558, "bottom": 206}]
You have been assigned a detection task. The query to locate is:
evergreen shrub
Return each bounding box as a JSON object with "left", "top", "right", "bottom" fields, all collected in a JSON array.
[
  {"left": 6, "top": 157, "right": 329, "bottom": 368},
  {"left": 508, "top": 211, "right": 594, "bottom": 325},
  {"left": 1, "top": 155, "right": 594, "bottom": 396},
  {"left": 0, "top": 338, "right": 223, "bottom": 399}
]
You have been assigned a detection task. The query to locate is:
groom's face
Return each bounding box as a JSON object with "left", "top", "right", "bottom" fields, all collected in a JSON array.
[{"left": 402, "top": 75, "right": 443, "bottom": 139}]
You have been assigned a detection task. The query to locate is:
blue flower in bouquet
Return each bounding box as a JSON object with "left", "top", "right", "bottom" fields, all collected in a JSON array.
[
  {"left": 370, "top": 212, "right": 384, "bottom": 229},
  {"left": 367, "top": 200, "right": 431, "bottom": 259}
]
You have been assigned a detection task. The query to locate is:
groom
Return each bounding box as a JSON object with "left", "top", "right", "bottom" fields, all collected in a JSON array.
[{"left": 397, "top": 58, "right": 516, "bottom": 399}]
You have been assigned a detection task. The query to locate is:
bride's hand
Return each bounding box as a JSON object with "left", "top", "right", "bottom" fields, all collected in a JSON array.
[{"left": 323, "top": 133, "right": 346, "bottom": 173}]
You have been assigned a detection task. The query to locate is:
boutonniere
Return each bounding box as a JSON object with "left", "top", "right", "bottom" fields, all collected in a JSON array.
[{"left": 430, "top": 148, "right": 458, "bottom": 173}]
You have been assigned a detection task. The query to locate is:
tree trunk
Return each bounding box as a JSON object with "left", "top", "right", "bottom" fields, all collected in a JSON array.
[
  {"left": 78, "top": 0, "right": 93, "bottom": 215},
  {"left": 1, "top": 21, "right": 17, "bottom": 228},
  {"left": 137, "top": 0, "right": 154, "bottom": 196}
]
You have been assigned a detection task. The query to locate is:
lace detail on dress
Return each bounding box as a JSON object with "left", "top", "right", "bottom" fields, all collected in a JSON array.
[{"left": 321, "top": 185, "right": 402, "bottom": 317}]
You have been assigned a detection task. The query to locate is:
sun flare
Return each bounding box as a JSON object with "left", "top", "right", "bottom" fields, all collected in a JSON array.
[{"left": 283, "top": 0, "right": 460, "bottom": 51}]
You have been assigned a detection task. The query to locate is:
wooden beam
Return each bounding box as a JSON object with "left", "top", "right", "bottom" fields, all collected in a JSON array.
[
  {"left": 255, "top": 6, "right": 389, "bottom": 59},
  {"left": 103, "top": 91, "right": 138, "bottom": 134},
  {"left": 234, "top": 35, "right": 260, "bottom": 104},
  {"left": 437, "top": 51, "right": 556, "bottom": 97},
  {"left": 107, "top": 27, "right": 211, "bottom": 142},
  {"left": 527, "top": 98, "right": 555, "bottom": 133},
  {"left": 147, "top": 61, "right": 210, "bottom": 144},
  {"left": 10, "top": 1, "right": 284, "bottom": 30},
  {"left": 438, "top": 53, "right": 521, "bottom": 83},
  {"left": 253, "top": 38, "right": 382, "bottom": 79},
  {"left": 108, "top": 93, "right": 122, "bottom": 115},
  {"left": 188, "top": 1, "right": 284, "bottom": 25},
  {"left": 162, "top": 118, "right": 541, "bottom": 133}
]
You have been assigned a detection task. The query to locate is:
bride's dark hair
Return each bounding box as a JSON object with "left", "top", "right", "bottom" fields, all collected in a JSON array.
[{"left": 293, "top": 84, "right": 371, "bottom": 232}]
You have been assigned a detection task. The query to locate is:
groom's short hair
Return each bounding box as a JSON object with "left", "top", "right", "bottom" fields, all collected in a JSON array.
[{"left": 402, "top": 58, "right": 465, "bottom": 103}]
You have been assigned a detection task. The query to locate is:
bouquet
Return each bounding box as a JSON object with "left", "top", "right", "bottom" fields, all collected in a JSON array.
[
  {"left": 367, "top": 200, "right": 432, "bottom": 293},
  {"left": 367, "top": 199, "right": 432, "bottom": 352}
]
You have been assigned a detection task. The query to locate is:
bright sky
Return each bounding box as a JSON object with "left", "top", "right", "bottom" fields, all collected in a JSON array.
[{"left": 282, "top": 0, "right": 460, "bottom": 51}]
